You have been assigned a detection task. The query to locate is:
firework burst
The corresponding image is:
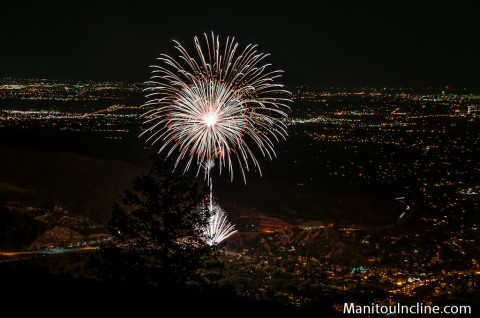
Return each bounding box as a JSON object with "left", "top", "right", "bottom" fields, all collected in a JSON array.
[
  {"left": 197, "top": 201, "right": 238, "bottom": 246},
  {"left": 141, "top": 32, "right": 290, "bottom": 182}
]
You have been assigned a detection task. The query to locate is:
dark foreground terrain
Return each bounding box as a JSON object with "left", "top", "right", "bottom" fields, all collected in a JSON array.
[{"left": 0, "top": 253, "right": 339, "bottom": 316}]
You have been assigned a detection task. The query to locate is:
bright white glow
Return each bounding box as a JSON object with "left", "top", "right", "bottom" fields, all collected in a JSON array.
[{"left": 203, "top": 109, "right": 218, "bottom": 127}]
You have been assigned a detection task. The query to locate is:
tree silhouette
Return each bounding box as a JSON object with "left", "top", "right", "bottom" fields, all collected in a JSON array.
[{"left": 102, "top": 156, "right": 212, "bottom": 288}]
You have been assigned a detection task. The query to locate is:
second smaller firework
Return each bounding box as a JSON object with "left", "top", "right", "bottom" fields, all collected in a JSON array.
[{"left": 196, "top": 199, "right": 238, "bottom": 247}]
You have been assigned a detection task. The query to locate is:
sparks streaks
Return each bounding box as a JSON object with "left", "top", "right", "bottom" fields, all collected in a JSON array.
[
  {"left": 141, "top": 32, "right": 290, "bottom": 182},
  {"left": 197, "top": 202, "right": 238, "bottom": 246}
]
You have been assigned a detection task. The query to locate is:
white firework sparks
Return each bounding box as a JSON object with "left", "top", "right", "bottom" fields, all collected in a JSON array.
[
  {"left": 197, "top": 201, "right": 238, "bottom": 246},
  {"left": 141, "top": 32, "right": 290, "bottom": 182}
]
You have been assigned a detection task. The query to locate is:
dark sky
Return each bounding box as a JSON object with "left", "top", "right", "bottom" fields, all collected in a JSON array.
[{"left": 1, "top": 1, "right": 479, "bottom": 88}]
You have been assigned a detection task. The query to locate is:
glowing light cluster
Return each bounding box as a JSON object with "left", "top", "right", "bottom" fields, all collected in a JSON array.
[
  {"left": 202, "top": 108, "right": 218, "bottom": 127},
  {"left": 141, "top": 32, "right": 290, "bottom": 182}
]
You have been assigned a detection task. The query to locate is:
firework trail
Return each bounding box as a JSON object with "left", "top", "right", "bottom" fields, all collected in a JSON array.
[{"left": 142, "top": 33, "right": 289, "bottom": 245}]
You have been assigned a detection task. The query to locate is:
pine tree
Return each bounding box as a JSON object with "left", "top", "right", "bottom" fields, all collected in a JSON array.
[{"left": 101, "top": 156, "right": 211, "bottom": 288}]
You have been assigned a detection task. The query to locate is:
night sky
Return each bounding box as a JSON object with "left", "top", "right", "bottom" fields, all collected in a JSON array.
[{"left": 2, "top": 2, "right": 479, "bottom": 88}]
